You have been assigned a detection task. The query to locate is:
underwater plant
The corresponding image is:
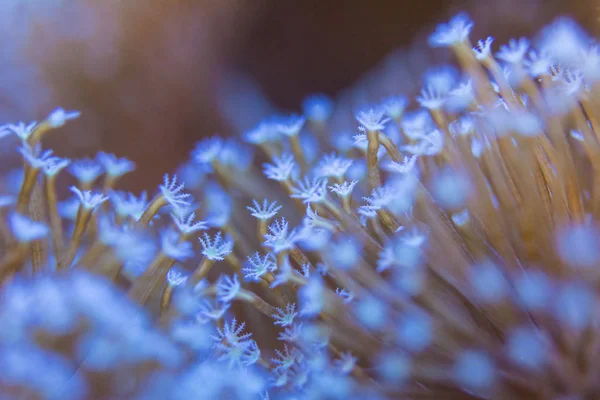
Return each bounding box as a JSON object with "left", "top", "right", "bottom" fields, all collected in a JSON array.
[{"left": 1, "top": 12, "right": 600, "bottom": 400}]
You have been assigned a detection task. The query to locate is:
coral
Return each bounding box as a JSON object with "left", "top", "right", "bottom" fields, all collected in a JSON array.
[{"left": 1, "top": 12, "right": 600, "bottom": 400}]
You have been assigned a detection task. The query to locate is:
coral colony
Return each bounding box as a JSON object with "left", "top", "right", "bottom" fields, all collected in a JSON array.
[{"left": 2, "top": 13, "right": 600, "bottom": 400}]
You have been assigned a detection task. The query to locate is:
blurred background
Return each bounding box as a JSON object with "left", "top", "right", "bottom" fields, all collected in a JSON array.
[{"left": 0, "top": 0, "right": 597, "bottom": 190}]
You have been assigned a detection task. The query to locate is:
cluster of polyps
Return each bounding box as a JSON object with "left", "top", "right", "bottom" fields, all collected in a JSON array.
[{"left": 0, "top": 12, "right": 600, "bottom": 400}]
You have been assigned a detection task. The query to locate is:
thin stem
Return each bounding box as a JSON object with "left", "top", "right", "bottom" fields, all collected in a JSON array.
[
  {"left": 287, "top": 271, "right": 307, "bottom": 287},
  {"left": 58, "top": 207, "right": 92, "bottom": 270},
  {"left": 227, "top": 166, "right": 278, "bottom": 201},
  {"left": 340, "top": 196, "right": 353, "bottom": 215},
  {"left": 129, "top": 252, "right": 171, "bottom": 304},
  {"left": 79, "top": 248, "right": 123, "bottom": 280},
  {"left": 100, "top": 175, "right": 119, "bottom": 213},
  {"left": 392, "top": 116, "right": 406, "bottom": 138},
  {"left": 0, "top": 210, "right": 13, "bottom": 249},
  {"left": 136, "top": 194, "right": 167, "bottom": 228},
  {"left": 275, "top": 251, "right": 307, "bottom": 291},
  {"left": 77, "top": 241, "right": 108, "bottom": 270},
  {"left": 534, "top": 136, "right": 571, "bottom": 221},
  {"left": 0, "top": 242, "right": 29, "bottom": 283},
  {"left": 581, "top": 97, "right": 600, "bottom": 145},
  {"left": 225, "top": 253, "right": 244, "bottom": 275},
  {"left": 189, "top": 257, "right": 216, "bottom": 286},
  {"left": 102, "top": 175, "right": 119, "bottom": 192},
  {"left": 84, "top": 248, "right": 117, "bottom": 276},
  {"left": 45, "top": 175, "right": 65, "bottom": 265},
  {"left": 519, "top": 74, "right": 545, "bottom": 112},
  {"left": 377, "top": 132, "right": 401, "bottom": 162},
  {"left": 324, "top": 198, "right": 382, "bottom": 253},
  {"left": 225, "top": 222, "right": 253, "bottom": 257},
  {"left": 319, "top": 306, "right": 382, "bottom": 356},
  {"left": 16, "top": 166, "right": 40, "bottom": 214},
  {"left": 367, "top": 216, "right": 387, "bottom": 243},
  {"left": 453, "top": 41, "right": 496, "bottom": 107},
  {"left": 160, "top": 284, "right": 176, "bottom": 316},
  {"left": 572, "top": 104, "right": 600, "bottom": 217},
  {"left": 322, "top": 198, "right": 346, "bottom": 222},
  {"left": 259, "top": 143, "right": 277, "bottom": 160},
  {"left": 543, "top": 117, "right": 584, "bottom": 221},
  {"left": 289, "top": 135, "right": 308, "bottom": 173},
  {"left": 282, "top": 179, "right": 307, "bottom": 212},
  {"left": 258, "top": 219, "right": 268, "bottom": 246},
  {"left": 27, "top": 121, "right": 52, "bottom": 147},
  {"left": 366, "top": 130, "right": 381, "bottom": 190},
  {"left": 236, "top": 289, "right": 277, "bottom": 317},
  {"left": 79, "top": 180, "right": 95, "bottom": 192},
  {"left": 29, "top": 181, "right": 48, "bottom": 275},
  {"left": 130, "top": 231, "right": 189, "bottom": 303},
  {"left": 212, "top": 161, "right": 234, "bottom": 189},
  {"left": 290, "top": 246, "right": 310, "bottom": 268},
  {"left": 354, "top": 260, "right": 407, "bottom": 306},
  {"left": 509, "top": 136, "right": 558, "bottom": 262},
  {"left": 375, "top": 209, "right": 399, "bottom": 233},
  {"left": 479, "top": 56, "right": 518, "bottom": 108}
]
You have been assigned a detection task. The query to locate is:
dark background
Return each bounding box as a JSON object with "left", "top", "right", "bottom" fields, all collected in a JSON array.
[{"left": 1, "top": 0, "right": 596, "bottom": 190}]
